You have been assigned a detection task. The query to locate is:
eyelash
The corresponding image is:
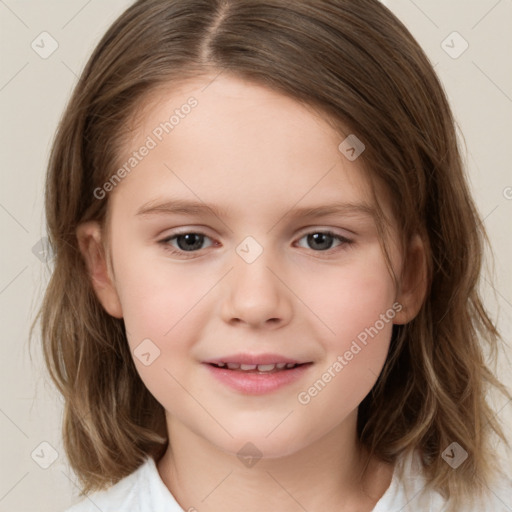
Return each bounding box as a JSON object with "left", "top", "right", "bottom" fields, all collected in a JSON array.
[{"left": 158, "top": 230, "right": 354, "bottom": 259}]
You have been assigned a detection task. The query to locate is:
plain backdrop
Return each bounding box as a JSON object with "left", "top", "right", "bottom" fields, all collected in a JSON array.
[{"left": 0, "top": 1, "right": 511, "bottom": 511}]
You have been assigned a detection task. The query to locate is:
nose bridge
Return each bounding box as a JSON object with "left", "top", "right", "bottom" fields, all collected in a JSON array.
[{"left": 220, "top": 236, "right": 292, "bottom": 327}]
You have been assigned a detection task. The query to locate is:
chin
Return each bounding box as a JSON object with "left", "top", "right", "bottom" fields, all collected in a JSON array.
[{"left": 208, "top": 426, "right": 310, "bottom": 462}]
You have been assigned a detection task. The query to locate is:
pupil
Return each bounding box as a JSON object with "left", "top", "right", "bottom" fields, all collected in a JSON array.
[{"left": 308, "top": 233, "right": 333, "bottom": 250}]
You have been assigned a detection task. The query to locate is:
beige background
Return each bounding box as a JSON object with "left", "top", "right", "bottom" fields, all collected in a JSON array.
[{"left": 0, "top": 1, "right": 510, "bottom": 510}]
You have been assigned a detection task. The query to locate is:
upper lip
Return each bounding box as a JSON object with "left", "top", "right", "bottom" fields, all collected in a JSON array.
[{"left": 203, "top": 353, "right": 309, "bottom": 365}]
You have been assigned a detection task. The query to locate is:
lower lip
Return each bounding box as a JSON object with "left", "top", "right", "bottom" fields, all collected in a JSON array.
[{"left": 203, "top": 363, "right": 312, "bottom": 395}]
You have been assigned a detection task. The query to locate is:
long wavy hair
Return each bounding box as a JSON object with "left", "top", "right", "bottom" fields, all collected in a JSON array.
[{"left": 31, "top": 0, "right": 510, "bottom": 509}]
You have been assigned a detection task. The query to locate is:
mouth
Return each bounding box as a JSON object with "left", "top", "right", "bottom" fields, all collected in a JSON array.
[
  {"left": 202, "top": 354, "right": 313, "bottom": 394},
  {"left": 207, "top": 362, "right": 309, "bottom": 373}
]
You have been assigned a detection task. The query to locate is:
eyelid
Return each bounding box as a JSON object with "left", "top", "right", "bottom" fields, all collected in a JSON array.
[{"left": 295, "top": 225, "right": 355, "bottom": 238}]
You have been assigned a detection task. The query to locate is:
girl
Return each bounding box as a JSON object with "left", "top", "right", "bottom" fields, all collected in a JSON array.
[{"left": 35, "top": 0, "right": 511, "bottom": 511}]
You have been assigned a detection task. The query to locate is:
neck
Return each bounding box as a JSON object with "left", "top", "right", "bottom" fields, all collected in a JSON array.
[{"left": 157, "top": 411, "right": 393, "bottom": 512}]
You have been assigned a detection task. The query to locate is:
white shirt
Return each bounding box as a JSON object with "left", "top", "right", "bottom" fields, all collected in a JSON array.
[{"left": 64, "top": 451, "right": 511, "bottom": 512}]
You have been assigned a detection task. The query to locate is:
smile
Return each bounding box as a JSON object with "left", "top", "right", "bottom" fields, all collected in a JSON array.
[
  {"left": 209, "top": 362, "right": 303, "bottom": 372},
  {"left": 203, "top": 356, "right": 313, "bottom": 394}
]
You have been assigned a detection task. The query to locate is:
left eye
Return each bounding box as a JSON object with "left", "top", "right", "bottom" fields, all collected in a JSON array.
[{"left": 296, "top": 231, "right": 350, "bottom": 251}]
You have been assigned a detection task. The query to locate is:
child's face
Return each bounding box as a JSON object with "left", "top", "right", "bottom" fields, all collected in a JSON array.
[{"left": 83, "top": 74, "right": 420, "bottom": 458}]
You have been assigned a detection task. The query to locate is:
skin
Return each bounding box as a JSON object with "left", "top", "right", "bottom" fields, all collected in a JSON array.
[{"left": 77, "top": 73, "right": 427, "bottom": 512}]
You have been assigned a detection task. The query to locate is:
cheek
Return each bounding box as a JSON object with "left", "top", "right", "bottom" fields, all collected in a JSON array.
[
  {"left": 112, "top": 248, "right": 220, "bottom": 400},
  {"left": 113, "top": 249, "right": 210, "bottom": 342},
  {"left": 113, "top": 255, "right": 202, "bottom": 408},
  {"left": 304, "top": 249, "right": 396, "bottom": 346},
  {"left": 295, "top": 251, "right": 396, "bottom": 399}
]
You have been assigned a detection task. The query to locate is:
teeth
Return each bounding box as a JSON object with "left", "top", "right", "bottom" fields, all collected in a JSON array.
[
  {"left": 215, "top": 362, "right": 300, "bottom": 372},
  {"left": 257, "top": 364, "right": 276, "bottom": 372},
  {"left": 240, "top": 364, "right": 258, "bottom": 370},
  {"left": 230, "top": 363, "right": 278, "bottom": 372}
]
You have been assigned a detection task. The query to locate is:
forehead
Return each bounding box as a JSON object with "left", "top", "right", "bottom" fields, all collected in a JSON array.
[
  {"left": 133, "top": 73, "right": 347, "bottom": 157},
  {"left": 109, "top": 73, "right": 389, "bottom": 223}
]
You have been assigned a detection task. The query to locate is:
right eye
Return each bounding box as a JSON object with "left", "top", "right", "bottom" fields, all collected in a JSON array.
[{"left": 159, "top": 231, "right": 215, "bottom": 257}]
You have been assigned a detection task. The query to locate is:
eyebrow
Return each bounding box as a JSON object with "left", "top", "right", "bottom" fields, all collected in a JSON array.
[{"left": 135, "top": 198, "right": 377, "bottom": 221}]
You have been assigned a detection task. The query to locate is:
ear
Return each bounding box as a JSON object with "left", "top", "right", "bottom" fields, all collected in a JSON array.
[
  {"left": 76, "top": 221, "right": 123, "bottom": 319},
  {"left": 393, "top": 233, "right": 428, "bottom": 325}
]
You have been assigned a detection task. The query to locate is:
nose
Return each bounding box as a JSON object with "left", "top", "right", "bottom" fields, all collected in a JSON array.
[{"left": 219, "top": 246, "right": 293, "bottom": 329}]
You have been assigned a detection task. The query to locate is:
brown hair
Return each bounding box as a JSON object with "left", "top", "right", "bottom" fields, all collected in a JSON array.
[{"left": 32, "top": 0, "right": 510, "bottom": 508}]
